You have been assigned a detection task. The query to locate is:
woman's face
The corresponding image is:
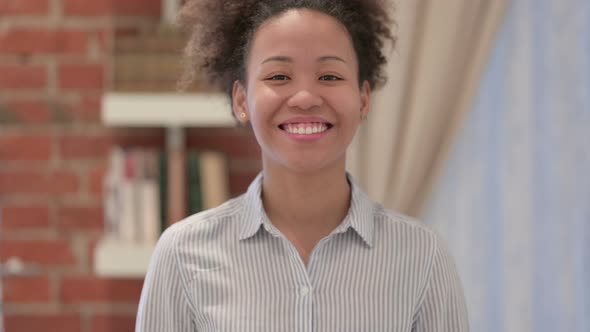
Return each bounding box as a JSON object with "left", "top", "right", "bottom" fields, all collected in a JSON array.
[{"left": 233, "top": 9, "right": 370, "bottom": 174}]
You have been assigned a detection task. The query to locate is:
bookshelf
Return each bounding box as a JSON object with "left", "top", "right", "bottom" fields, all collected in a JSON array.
[{"left": 94, "top": 92, "right": 235, "bottom": 278}]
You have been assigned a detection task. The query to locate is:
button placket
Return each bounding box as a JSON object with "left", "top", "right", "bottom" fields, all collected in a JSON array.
[
  {"left": 277, "top": 239, "right": 314, "bottom": 332},
  {"left": 300, "top": 285, "right": 311, "bottom": 296}
]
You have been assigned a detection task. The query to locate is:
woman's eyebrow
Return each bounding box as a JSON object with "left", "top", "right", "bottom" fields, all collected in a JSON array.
[
  {"left": 261, "top": 56, "right": 293, "bottom": 65},
  {"left": 318, "top": 55, "right": 347, "bottom": 63},
  {"left": 260, "top": 55, "right": 347, "bottom": 65}
]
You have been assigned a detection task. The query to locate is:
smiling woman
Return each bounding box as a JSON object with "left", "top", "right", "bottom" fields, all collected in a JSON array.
[
  {"left": 136, "top": 1, "right": 469, "bottom": 331},
  {"left": 234, "top": 9, "right": 370, "bottom": 177}
]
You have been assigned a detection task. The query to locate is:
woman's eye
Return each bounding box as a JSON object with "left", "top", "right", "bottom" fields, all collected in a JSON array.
[
  {"left": 267, "top": 75, "right": 290, "bottom": 81},
  {"left": 319, "top": 75, "right": 342, "bottom": 81}
]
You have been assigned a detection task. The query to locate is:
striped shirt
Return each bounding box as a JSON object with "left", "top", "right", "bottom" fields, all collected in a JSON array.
[{"left": 136, "top": 173, "right": 469, "bottom": 331}]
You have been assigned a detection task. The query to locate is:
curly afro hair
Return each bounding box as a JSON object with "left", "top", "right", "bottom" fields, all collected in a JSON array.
[{"left": 177, "top": 0, "right": 395, "bottom": 97}]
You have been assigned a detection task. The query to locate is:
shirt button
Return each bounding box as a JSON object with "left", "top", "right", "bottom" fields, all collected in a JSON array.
[{"left": 300, "top": 286, "right": 311, "bottom": 296}]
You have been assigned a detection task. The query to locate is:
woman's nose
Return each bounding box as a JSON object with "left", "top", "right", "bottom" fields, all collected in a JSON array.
[{"left": 286, "top": 89, "right": 324, "bottom": 111}]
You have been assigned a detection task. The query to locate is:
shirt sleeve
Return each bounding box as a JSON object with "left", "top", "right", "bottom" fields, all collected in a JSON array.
[
  {"left": 136, "top": 226, "right": 196, "bottom": 332},
  {"left": 413, "top": 236, "right": 470, "bottom": 332}
]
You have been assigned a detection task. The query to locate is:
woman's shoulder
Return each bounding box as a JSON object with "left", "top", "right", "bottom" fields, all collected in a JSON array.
[
  {"left": 373, "top": 204, "right": 443, "bottom": 248},
  {"left": 375, "top": 205, "right": 434, "bottom": 231},
  {"left": 159, "top": 194, "right": 248, "bottom": 245}
]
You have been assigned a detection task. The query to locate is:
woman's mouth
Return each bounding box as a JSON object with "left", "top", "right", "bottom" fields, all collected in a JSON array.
[{"left": 278, "top": 122, "right": 333, "bottom": 135}]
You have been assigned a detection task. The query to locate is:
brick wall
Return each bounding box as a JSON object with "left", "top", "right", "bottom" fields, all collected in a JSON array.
[{"left": 0, "top": 1, "right": 261, "bottom": 331}]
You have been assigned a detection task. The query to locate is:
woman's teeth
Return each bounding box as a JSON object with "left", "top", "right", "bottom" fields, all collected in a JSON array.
[{"left": 283, "top": 123, "right": 329, "bottom": 135}]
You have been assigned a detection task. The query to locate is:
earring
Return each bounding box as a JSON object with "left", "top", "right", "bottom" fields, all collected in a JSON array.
[{"left": 239, "top": 112, "right": 247, "bottom": 119}]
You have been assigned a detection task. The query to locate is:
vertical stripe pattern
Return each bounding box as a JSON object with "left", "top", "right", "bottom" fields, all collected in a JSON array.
[{"left": 136, "top": 173, "right": 469, "bottom": 331}]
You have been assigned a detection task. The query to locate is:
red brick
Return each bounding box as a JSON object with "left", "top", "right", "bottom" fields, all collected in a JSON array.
[
  {"left": 0, "top": 171, "right": 79, "bottom": 195},
  {"left": 60, "top": 276, "right": 143, "bottom": 303},
  {"left": 59, "top": 133, "right": 163, "bottom": 160},
  {"left": 97, "top": 28, "right": 114, "bottom": 53},
  {"left": 4, "top": 314, "right": 81, "bottom": 332},
  {"left": 90, "top": 314, "right": 136, "bottom": 332},
  {"left": 58, "top": 64, "right": 104, "bottom": 90},
  {"left": 59, "top": 135, "right": 113, "bottom": 159},
  {"left": 3, "top": 276, "right": 51, "bottom": 302},
  {"left": 64, "top": 95, "right": 102, "bottom": 123},
  {"left": 0, "top": 28, "right": 87, "bottom": 54},
  {"left": 89, "top": 164, "right": 107, "bottom": 196},
  {"left": 0, "top": 0, "right": 48, "bottom": 15},
  {"left": 63, "top": 0, "right": 160, "bottom": 17},
  {"left": 86, "top": 236, "right": 102, "bottom": 270},
  {"left": 0, "top": 239, "right": 75, "bottom": 266},
  {"left": 2, "top": 205, "right": 50, "bottom": 229},
  {"left": 55, "top": 29, "right": 89, "bottom": 54},
  {"left": 58, "top": 205, "right": 104, "bottom": 231},
  {"left": 0, "top": 134, "right": 52, "bottom": 161},
  {"left": 63, "top": 0, "right": 112, "bottom": 16},
  {"left": 0, "top": 29, "right": 54, "bottom": 53},
  {"left": 2, "top": 98, "right": 98, "bottom": 124},
  {"left": 0, "top": 64, "right": 46, "bottom": 89},
  {"left": 2, "top": 101, "right": 52, "bottom": 123},
  {"left": 114, "top": 0, "right": 160, "bottom": 16}
]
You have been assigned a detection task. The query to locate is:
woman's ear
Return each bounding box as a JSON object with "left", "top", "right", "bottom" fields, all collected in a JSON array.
[
  {"left": 360, "top": 80, "right": 371, "bottom": 118},
  {"left": 232, "top": 80, "right": 249, "bottom": 123}
]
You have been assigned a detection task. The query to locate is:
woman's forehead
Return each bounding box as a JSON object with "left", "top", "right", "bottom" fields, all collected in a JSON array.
[{"left": 248, "top": 9, "right": 356, "bottom": 66}]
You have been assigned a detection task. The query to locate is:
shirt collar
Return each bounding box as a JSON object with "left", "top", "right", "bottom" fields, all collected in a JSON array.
[
  {"left": 238, "top": 172, "right": 376, "bottom": 247},
  {"left": 239, "top": 173, "right": 267, "bottom": 240}
]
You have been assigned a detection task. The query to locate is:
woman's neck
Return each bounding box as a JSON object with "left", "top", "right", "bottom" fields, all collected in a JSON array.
[{"left": 260, "top": 162, "right": 351, "bottom": 238}]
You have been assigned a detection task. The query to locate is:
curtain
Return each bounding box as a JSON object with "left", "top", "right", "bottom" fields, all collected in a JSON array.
[
  {"left": 423, "top": 0, "right": 590, "bottom": 331},
  {"left": 347, "top": 0, "right": 508, "bottom": 216}
]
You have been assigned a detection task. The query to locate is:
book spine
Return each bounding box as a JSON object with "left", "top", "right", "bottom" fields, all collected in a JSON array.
[
  {"left": 167, "top": 147, "right": 186, "bottom": 225},
  {"left": 103, "top": 147, "right": 126, "bottom": 239},
  {"left": 119, "top": 150, "right": 137, "bottom": 243},
  {"left": 140, "top": 150, "right": 161, "bottom": 245},
  {"left": 186, "top": 151, "right": 203, "bottom": 215},
  {"left": 158, "top": 151, "right": 168, "bottom": 233},
  {"left": 199, "top": 151, "right": 230, "bottom": 210},
  {"left": 133, "top": 149, "right": 145, "bottom": 244}
]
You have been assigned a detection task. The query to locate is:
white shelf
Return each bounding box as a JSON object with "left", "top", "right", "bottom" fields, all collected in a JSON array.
[
  {"left": 93, "top": 238, "right": 155, "bottom": 278},
  {"left": 101, "top": 92, "right": 236, "bottom": 127}
]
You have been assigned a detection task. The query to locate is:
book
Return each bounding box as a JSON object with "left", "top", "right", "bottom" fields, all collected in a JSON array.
[
  {"left": 158, "top": 151, "right": 168, "bottom": 233},
  {"left": 186, "top": 150, "right": 203, "bottom": 215},
  {"left": 139, "top": 149, "right": 161, "bottom": 245},
  {"left": 104, "top": 147, "right": 126, "bottom": 238},
  {"left": 103, "top": 147, "right": 231, "bottom": 242},
  {"left": 199, "top": 151, "right": 230, "bottom": 210},
  {"left": 166, "top": 146, "right": 187, "bottom": 226},
  {"left": 119, "top": 149, "right": 138, "bottom": 243}
]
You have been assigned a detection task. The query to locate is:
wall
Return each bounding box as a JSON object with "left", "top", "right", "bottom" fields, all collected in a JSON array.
[{"left": 0, "top": 1, "right": 260, "bottom": 331}]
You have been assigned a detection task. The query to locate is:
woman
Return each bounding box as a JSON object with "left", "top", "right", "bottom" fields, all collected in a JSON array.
[{"left": 136, "top": 0, "right": 469, "bottom": 331}]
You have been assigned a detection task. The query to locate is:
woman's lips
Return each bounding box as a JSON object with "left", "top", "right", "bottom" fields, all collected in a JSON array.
[
  {"left": 278, "top": 122, "right": 333, "bottom": 141},
  {"left": 279, "top": 122, "right": 330, "bottom": 135}
]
